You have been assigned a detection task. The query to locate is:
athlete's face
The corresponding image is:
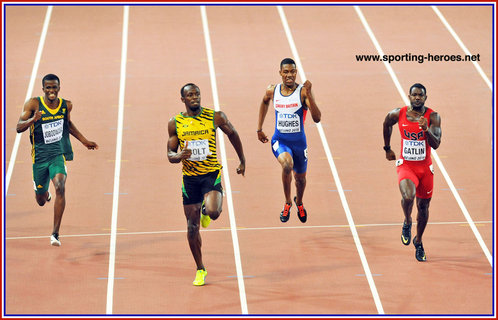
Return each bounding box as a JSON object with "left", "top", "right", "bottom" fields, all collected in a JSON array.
[
  {"left": 408, "top": 87, "right": 427, "bottom": 109},
  {"left": 182, "top": 85, "right": 201, "bottom": 112},
  {"left": 279, "top": 64, "right": 297, "bottom": 88},
  {"left": 42, "top": 80, "right": 60, "bottom": 102}
]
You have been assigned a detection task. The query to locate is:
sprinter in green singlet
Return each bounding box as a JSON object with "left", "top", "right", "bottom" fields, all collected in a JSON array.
[
  {"left": 16, "top": 74, "right": 98, "bottom": 247},
  {"left": 167, "top": 83, "right": 245, "bottom": 286}
]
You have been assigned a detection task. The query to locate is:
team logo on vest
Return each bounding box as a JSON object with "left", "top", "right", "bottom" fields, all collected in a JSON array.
[
  {"left": 183, "top": 129, "right": 209, "bottom": 136},
  {"left": 403, "top": 129, "right": 424, "bottom": 140},
  {"left": 275, "top": 102, "right": 298, "bottom": 109}
]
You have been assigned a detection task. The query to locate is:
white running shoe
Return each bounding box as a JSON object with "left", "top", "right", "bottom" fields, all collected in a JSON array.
[{"left": 50, "top": 233, "right": 61, "bottom": 246}]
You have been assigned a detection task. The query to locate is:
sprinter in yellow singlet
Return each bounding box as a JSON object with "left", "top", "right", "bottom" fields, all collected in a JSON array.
[{"left": 167, "top": 83, "right": 245, "bottom": 286}]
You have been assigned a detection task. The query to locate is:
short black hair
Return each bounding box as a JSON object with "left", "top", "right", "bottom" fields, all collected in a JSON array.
[
  {"left": 280, "top": 58, "right": 296, "bottom": 69},
  {"left": 42, "top": 74, "right": 60, "bottom": 86},
  {"left": 409, "top": 83, "right": 426, "bottom": 95},
  {"left": 180, "top": 83, "right": 199, "bottom": 97}
]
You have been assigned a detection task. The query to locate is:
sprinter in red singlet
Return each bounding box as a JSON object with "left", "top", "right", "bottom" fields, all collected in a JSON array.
[{"left": 383, "top": 83, "right": 442, "bottom": 262}]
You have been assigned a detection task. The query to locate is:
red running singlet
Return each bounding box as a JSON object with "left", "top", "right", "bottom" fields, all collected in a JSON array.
[{"left": 398, "top": 106, "right": 434, "bottom": 166}]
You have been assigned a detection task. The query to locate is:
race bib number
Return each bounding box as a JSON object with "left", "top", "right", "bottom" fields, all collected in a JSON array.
[
  {"left": 402, "top": 139, "right": 426, "bottom": 161},
  {"left": 187, "top": 139, "right": 211, "bottom": 161},
  {"left": 42, "top": 120, "right": 63, "bottom": 144},
  {"left": 277, "top": 112, "right": 301, "bottom": 133}
]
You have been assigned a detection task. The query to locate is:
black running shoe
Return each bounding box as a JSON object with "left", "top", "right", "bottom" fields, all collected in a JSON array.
[
  {"left": 401, "top": 221, "right": 412, "bottom": 245},
  {"left": 413, "top": 236, "right": 426, "bottom": 262},
  {"left": 294, "top": 197, "right": 307, "bottom": 223},
  {"left": 280, "top": 203, "right": 292, "bottom": 223}
]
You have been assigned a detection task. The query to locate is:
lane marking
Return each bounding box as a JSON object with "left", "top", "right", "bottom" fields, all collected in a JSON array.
[
  {"left": 429, "top": 8, "right": 495, "bottom": 268},
  {"left": 200, "top": 6, "right": 248, "bottom": 315},
  {"left": 354, "top": 6, "right": 493, "bottom": 267},
  {"left": 6, "top": 220, "right": 492, "bottom": 240},
  {"left": 277, "top": 6, "right": 384, "bottom": 315},
  {"left": 432, "top": 6, "right": 492, "bottom": 90},
  {"left": 106, "top": 5, "right": 129, "bottom": 315},
  {"left": 5, "top": 6, "right": 53, "bottom": 193}
]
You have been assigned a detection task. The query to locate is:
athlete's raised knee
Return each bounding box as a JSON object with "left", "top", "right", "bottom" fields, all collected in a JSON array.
[
  {"left": 401, "top": 190, "right": 415, "bottom": 202},
  {"left": 281, "top": 160, "right": 293, "bottom": 174},
  {"left": 399, "top": 180, "right": 416, "bottom": 201},
  {"left": 53, "top": 180, "right": 65, "bottom": 196},
  {"left": 35, "top": 194, "right": 46, "bottom": 206},
  {"left": 205, "top": 208, "right": 221, "bottom": 220}
]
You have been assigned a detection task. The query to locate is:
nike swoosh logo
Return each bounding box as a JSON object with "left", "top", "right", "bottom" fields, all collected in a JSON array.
[
  {"left": 427, "top": 190, "right": 432, "bottom": 194},
  {"left": 402, "top": 124, "right": 409, "bottom": 127}
]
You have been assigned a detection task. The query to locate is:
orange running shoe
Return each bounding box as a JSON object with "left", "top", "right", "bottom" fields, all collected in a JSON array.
[
  {"left": 280, "top": 202, "right": 292, "bottom": 222},
  {"left": 294, "top": 196, "right": 307, "bottom": 223}
]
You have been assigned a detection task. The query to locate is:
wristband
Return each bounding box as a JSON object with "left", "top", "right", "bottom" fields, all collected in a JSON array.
[
  {"left": 383, "top": 146, "right": 391, "bottom": 151},
  {"left": 256, "top": 129, "right": 262, "bottom": 132}
]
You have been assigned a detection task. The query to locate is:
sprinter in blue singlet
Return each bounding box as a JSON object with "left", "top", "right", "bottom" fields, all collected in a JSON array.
[{"left": 257, "top": 58, "right": 322, "bottom": 223}]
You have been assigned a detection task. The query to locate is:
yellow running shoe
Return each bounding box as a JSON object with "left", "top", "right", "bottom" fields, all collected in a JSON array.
[
  {"left": 200, "top": 213, "right": 211, "bottom": 228},
  {"left": 200, "top": 201, "right": 211, "bottom": 228},
  {"left": 193, "top": 269, "right": 207, "bottom": 286}
]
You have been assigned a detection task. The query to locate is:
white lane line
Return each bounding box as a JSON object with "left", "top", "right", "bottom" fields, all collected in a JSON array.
[
  {"left": 277, "top": 6, "right": 385, "bottom": 315},
  {"left": 106, "top": 5, "right": 129, "bottom": 315},
  {"left": 200, "top": 6, "right": 248, "bottom": 315},
  {"left": 432, "top": 6, "right": 492, "bottom": 90},
  {"left": 5, "top": 6, "right": 53, "bottom": 193},
  {"left": 6, "top": 220, "right": 493, "bottom": 241},
  {"left": 354, "top": 6, "right": 492, "bottom": 266}
]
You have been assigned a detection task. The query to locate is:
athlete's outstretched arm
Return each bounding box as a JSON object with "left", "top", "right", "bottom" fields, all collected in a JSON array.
[
  {"left": 216, "top": 111, "right": 246, "bottom": 176},
  {"left": 16, "top": 98, "right": 41, "bottom": 133},
  {"left": 302, "top": 80, "right": 321, "bottom": 123},
  {"left": 66, "top": 101, "right": 98, "bottom": 150},
  {"left": 167, "top": 117, "right": 191, "bottom": 163},
  {"left": 257, "top": 85, "right": 274, "bottom": 143},
  {"left": 383, "top": 108, "right": 400, "bottom": 161}
]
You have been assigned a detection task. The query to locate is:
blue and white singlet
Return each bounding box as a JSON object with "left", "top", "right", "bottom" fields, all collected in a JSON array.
[{"left": 272, "top": 83, "right": 308, "bottom": 143}]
